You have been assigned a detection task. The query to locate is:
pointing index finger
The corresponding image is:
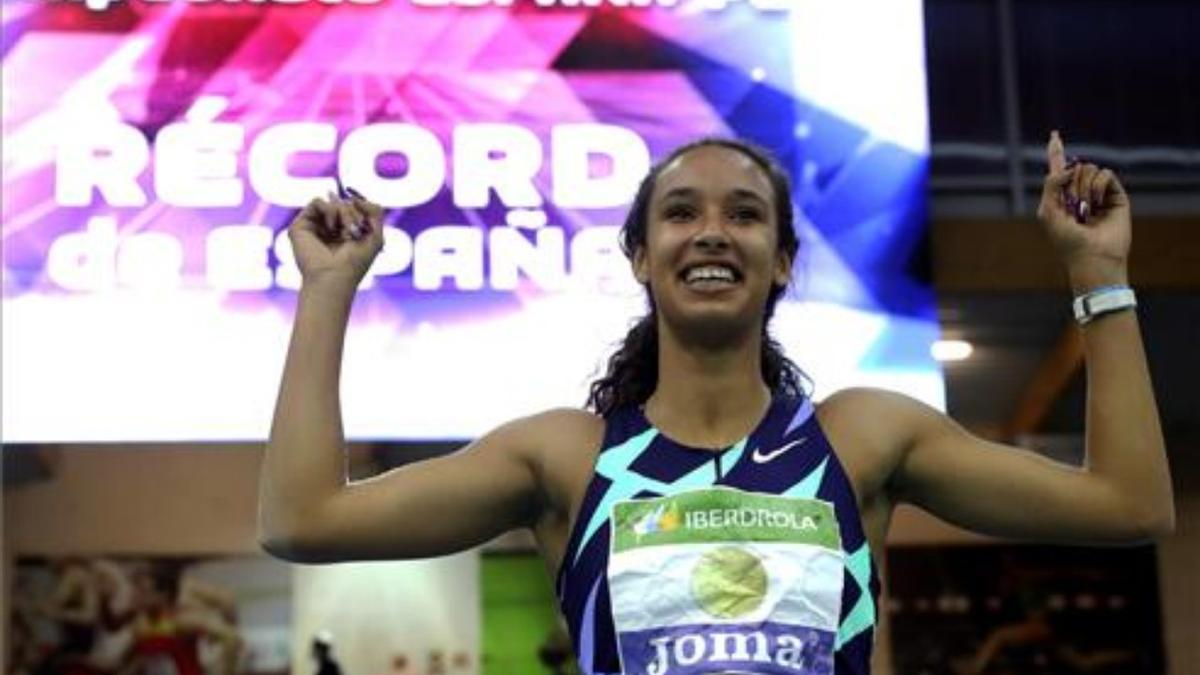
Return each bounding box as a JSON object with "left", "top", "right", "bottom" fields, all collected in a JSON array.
[{"left": 1047, "top": 129, "right": 1066, "bottom": 174}]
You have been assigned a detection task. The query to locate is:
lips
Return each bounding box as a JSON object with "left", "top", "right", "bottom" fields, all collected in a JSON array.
[{"left": 679, "top": 262, "right": 743, "bottom": 288}]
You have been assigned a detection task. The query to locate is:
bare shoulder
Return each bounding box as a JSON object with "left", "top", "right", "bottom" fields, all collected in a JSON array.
[
  {"left": 815, "top": 387, "right": 930, "bottom": 500},
  {"left": 504, "top": 406, "right": 605, "bottom": 498},
  {"left": 519, "top": 407, "right": 606, "bottom": 472},
  {"left": 817, "top": 386, "right": 931, "bottom": 422},
  {"left": 505, "top": 407, "right": 605, "bottom": 450}
]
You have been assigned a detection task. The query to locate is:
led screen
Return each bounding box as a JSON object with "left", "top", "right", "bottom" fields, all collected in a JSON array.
[{"left": 2, "top": 0, "right": 937, "bottom": 442}]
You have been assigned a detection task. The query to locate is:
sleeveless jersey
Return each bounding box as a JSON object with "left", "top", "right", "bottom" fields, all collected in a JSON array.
[{"left": 555, "top": 396, "right": 880, "bottom": 675}]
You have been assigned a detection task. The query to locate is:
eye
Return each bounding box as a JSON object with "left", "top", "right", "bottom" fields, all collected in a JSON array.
[
  {"left": 729, "top": 205, "right": 765, "bottom": 223},
  {"left": 663, "top": 204, "right": 697, "bottom": 222}
]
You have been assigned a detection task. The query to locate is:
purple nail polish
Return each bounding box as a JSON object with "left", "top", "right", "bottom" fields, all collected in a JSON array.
[
  {"left": 334, "top": 176, "right": 349, "bottom": 200},
  {"left": 345, "top": 186, "right": 365, "bottom": 200}
]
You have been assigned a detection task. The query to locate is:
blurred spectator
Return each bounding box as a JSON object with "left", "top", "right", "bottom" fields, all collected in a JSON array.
[{"left": 310, "top": 631, "right": 343, "bottom": 675}]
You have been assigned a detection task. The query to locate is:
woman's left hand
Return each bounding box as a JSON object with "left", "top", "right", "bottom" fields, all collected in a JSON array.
[{"left": 1036, "top": 130, "right": 1132, "bottom": 291}]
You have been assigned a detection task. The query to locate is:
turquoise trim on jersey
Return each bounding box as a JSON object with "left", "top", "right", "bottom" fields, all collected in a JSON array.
[
  {"left": 575, "top": 431, "right": 752, "bottom": 567},
  {"left": 718, "top": 437, "right": 749, "bottom": 472},
  {"left": 778, "top": 454, "right": 876, "bottom": 646},
  {"left": 837, "top": 543, "right": 877, "bottom": 648},
  {"left": 574, "top": 428, "right": 658, "bottom": 567},
  {"left": 776, "top": 455, "right": 874, "bottom": 648},
  {"left": 782, "top": 456, "right": 828, "bottom": 499}
]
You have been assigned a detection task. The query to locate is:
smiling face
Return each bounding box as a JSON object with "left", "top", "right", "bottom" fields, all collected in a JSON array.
[{"left": 633, "top": 145, "right": 793, "bottom": 345}]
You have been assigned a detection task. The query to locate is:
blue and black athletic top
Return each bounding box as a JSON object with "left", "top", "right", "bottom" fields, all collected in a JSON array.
[{"left": 555, "top": 396, "right": 880, "bottom": 675}]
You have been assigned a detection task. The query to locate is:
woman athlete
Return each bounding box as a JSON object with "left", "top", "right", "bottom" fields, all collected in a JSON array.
[{"left": 259, "top": 131, "right": 1175, "bottom": 675}]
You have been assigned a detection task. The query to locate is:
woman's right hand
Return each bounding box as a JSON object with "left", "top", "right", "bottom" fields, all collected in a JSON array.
[{"left": 288, "top": 191, "right": 385, "bottom": 288}]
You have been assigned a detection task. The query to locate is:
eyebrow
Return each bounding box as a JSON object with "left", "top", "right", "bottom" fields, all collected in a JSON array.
[
  {"left": 658, "top": 187, "right": 770, "bottom": 207},
  {"left": 729, "top": 188, "right": 770, "bottom": 207}
]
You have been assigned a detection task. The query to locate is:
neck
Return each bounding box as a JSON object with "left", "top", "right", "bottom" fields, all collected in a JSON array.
[{"left": 644, "top": 317, "right": 772, "bottom": 450}]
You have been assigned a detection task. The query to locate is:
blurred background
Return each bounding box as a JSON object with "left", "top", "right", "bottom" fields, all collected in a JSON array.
[{"left": 3, "top": 1, "right": 1197, "bottom": 675}]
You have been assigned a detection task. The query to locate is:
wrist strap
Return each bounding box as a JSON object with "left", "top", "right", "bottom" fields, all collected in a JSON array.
[{"left": 1072, "top": 285, "right": 1137, "bottom": 325}]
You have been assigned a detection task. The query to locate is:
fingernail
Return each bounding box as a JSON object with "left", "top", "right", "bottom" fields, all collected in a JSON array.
[
  {"left": 345, "top": 186, "right": 365, "bottom": 200},
  {"left": 348, "top": 223, "right": 364, "bottom": 240},
  {"left": 1064, "top": 156, "right": 1080, "bottom": 170},
  {"left": 334, "top": 176, "right": 348, "bottom": 200},
  {"left": 1076, "top": 200, "right": 1089, "bottom": 223}
]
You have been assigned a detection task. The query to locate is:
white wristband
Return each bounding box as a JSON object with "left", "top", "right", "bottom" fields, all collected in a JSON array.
[{"left": 1072, "top": 285, "right": 1137, "bottom": 325}]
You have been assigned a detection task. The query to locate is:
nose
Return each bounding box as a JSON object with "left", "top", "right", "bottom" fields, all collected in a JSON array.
[{"left": 693, "top": 209, "right": 730, "bottom": 251}]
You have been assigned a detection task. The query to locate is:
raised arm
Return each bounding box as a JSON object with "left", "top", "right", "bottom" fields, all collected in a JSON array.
[
  {"left": 879, "top": 131, "right": 1174, "bottom": 544},
  {"left": 258, "top": 193, "right": 543, "bottom": 563}
]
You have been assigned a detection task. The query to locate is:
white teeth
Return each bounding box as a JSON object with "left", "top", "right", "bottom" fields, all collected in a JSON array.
[{"left": 685, "top": 265, "right": 736, "bottom": 283}]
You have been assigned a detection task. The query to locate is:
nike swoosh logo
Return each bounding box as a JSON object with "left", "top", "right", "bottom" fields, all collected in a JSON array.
[{"left": 751, "top": 437, "right": 808, "bottom": 464}]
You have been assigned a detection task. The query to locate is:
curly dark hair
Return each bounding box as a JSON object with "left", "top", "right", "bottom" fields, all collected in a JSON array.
[{"left": 585, "top": 138, "right": 810, "bottom": 416}]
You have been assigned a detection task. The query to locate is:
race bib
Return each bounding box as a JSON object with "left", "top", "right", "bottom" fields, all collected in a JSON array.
[{"left": 607, "top": 488, "right": 844, "bottom": 675}]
